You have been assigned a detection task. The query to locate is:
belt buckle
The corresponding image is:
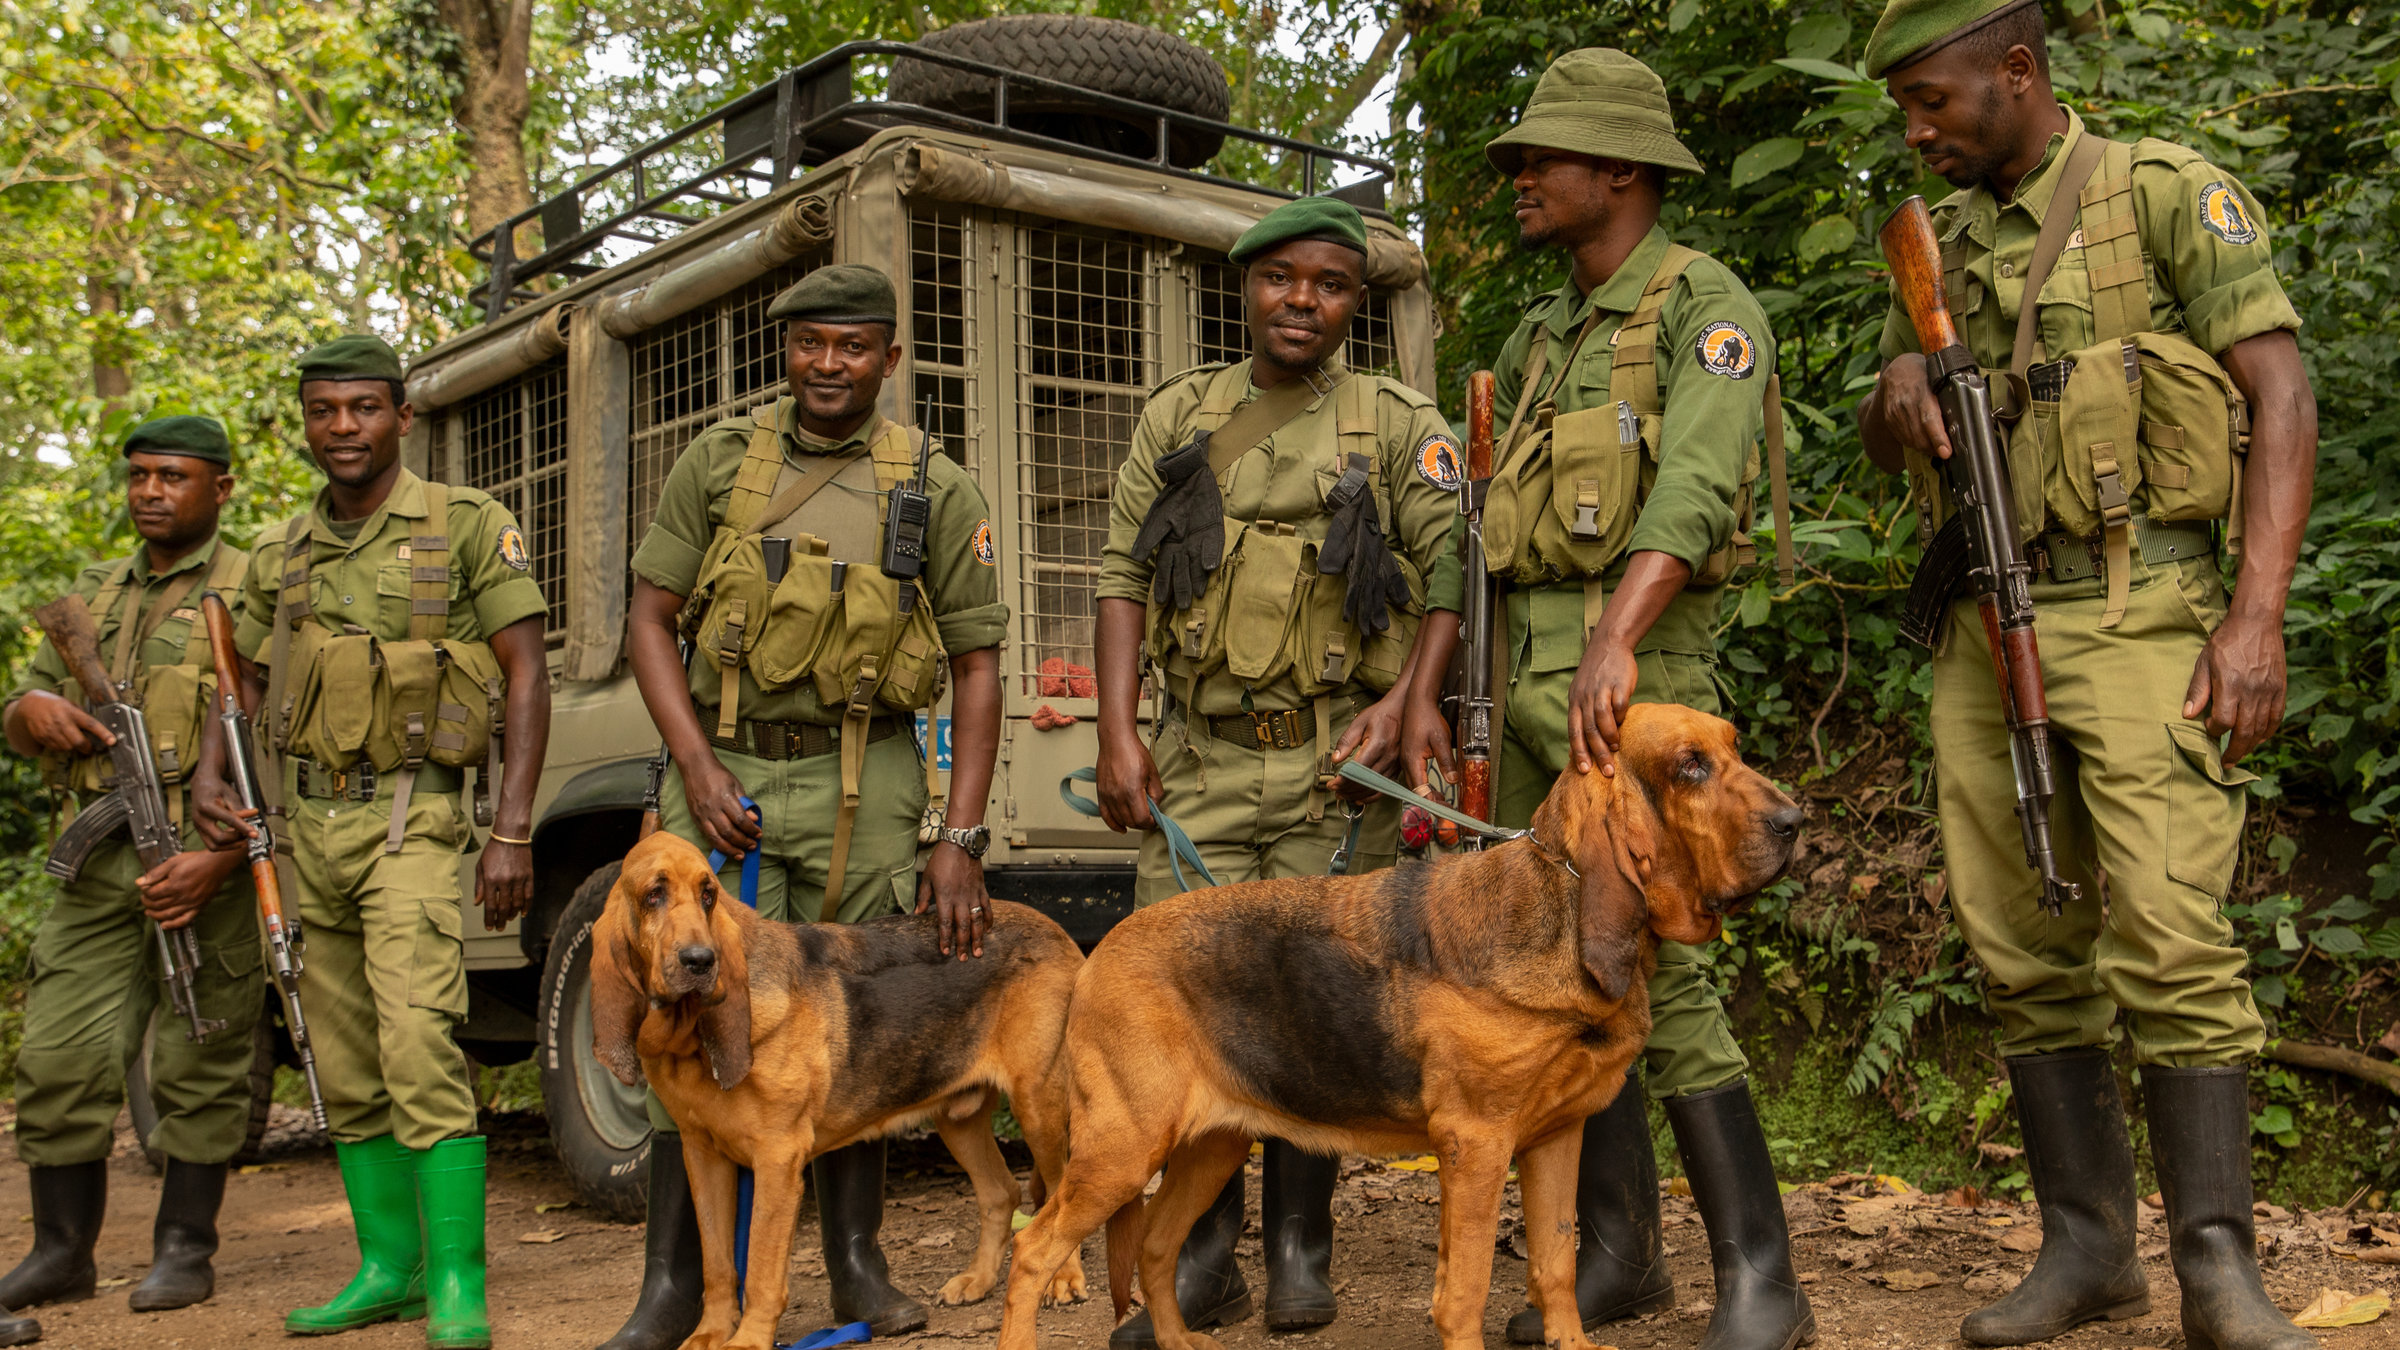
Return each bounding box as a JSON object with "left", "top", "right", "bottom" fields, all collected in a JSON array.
[
  {"left": 350, "top": 764, "right": 376, "bottom": 801},
  {"left": 757, "top": 722, "right": 790, "bottom": 760},
  {"left": 1250, "top": 710, "right": 1280, "bottom": 749}
]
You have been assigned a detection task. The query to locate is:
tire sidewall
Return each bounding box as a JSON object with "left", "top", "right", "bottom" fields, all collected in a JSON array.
[{"left": 538, "top": 860, "right": 650, "bottom": 1222}]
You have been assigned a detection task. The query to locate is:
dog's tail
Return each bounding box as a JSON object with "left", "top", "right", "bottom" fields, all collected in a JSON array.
[{"left": 1104, "top": 1196, "right": 1144, "bottom": 1321}]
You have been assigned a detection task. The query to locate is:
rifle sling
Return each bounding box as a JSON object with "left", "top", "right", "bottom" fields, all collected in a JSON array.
[
  {"left": 2009, "top": 134, "right": 2110, "bottom": 386},
  {"left": 1205, "top": 369, "right": 1345, "bottom": 479},
  {"left": 747, "top": 405, "right": 875, "bottom": 534}
]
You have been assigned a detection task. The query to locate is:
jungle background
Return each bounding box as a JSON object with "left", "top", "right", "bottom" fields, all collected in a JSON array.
[{"left": 2, "top": 0, "right": 2396, "bottom": 1206}]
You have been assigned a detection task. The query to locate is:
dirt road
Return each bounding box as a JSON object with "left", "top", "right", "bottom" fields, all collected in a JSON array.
[{"left": 3, "top": 1107, "right": 2392, "bottom": 1349}]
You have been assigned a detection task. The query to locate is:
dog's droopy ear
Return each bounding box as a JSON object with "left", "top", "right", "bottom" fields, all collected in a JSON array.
[
  {"left": 588, "top": 900, "right": 649, "bottom": 1087},
  {"left": 1578, "top": 777, "right": 1656, "bottom": 1003},
  {"left": 697, "top": 907, "right": 753, "bottom": 1091}
]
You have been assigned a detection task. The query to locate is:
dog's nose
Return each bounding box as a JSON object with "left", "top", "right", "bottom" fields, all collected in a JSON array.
[
  {"left": 678, "top": 945, "right": 717, "bottom": 976},
  {"left": 1766, "top": 804, "right": 1803, "bottom": 838}
]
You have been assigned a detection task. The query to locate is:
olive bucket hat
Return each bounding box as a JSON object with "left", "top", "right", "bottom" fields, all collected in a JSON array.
[{"left": 1485, "top": 48, "right": 1705, "bottom": 177}]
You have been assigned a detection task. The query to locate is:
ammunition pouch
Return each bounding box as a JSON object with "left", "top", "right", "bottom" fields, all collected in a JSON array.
[
  {"left": 276, "top": 626, "right": 502, "bottom": 776},
  {"left": 1148, "top": 515, "right": 1423, "bottom": 699}
]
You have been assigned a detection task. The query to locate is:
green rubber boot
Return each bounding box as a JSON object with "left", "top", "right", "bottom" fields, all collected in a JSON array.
[
  {"left": 286, "top": 1136, "right": 427, "bottom": 1334},
  {"left": 416, "top": 1138, "right": 492, "bottom": 1350}
]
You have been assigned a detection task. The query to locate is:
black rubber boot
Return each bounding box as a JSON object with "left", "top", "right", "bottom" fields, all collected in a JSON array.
[
  {"left": 1261, "top": 1141, "right": 1338, "bottom": 1330},
  {"left": 2146, "top": 1066, "right": 2313, "bottom": 1350},
  {"left": 0, "top": 1161, "right": 105, "bottom": 1311},
  {"left": 1666, "top": 1080, "right": 1815, "bottom": 1350},
  {"left": 1961, "top": 1051, "right": 2150, "bottom": 1344},
  {"left": 1506, "top": 1069, "right": 1674, "bottom": 1344},
  {"left": 1108, "top": 1167, "right": 1252, "bottom": 1349},
  {"left": 128, "top": 1159, "right": 227, "bottom": 1312},
  {"left": 597, "top": 1134, "right": 703, "bottom": 1350},
  {"left": 811, "top": 1139, "right": 928, "bottom": 1335},
  {"left": 0, "top": 1307, "right": 38, "bottom": 1346}
]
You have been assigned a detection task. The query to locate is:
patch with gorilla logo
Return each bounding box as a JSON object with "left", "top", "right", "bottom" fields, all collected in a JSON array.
[
  {"left": 497, "top": 525, "right": 530, "bottom": 571},
  {"left": 1694, "top": 321, "right": 1758, "bottom": 380},
  {"left": 2198, "top": 182, "right": 2259, "bottom": 245},
  {"left": 1415, "top": 434, "right": 1465, "bottom": 492}
]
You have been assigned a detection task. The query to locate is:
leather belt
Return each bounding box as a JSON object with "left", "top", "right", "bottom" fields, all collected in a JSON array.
[
  {"left": 1204, "top": 708, "right": 1315, "bottom": 752},
  {"left": 705, "top": 711, "right": 904, "bottom": 762},
  {"left": 292, "top": 758, "right": 462, "bottom": 801},
  {"left": 2032, "top": 518, "right": 2215, "bottom": 584}
]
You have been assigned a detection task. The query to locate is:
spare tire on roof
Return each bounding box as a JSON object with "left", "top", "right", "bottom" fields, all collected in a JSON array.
[{"left": 890, "top": 16, "right": 1231, "bottom": 170}]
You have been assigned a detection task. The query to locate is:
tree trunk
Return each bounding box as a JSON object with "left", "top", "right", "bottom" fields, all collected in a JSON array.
[
  {"left": 437, "top": 0, "right": 537, "bottom": 246},
  {"left": 88, "top": 169, "right": 131, "bottom": 406}
]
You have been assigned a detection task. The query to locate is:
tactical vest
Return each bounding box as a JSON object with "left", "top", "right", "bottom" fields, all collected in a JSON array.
[
  {"left": 1480, "top": 246, "right": 1789, "bottom": 601},
  {"left": 1906, "top": 137, "right": 2251, "bottom": 626},
  {"left": 266, "top": 480, "right": 508, "bottom": 847},
  {"left": 46, "top": 541, "right": 251, "bottom": 823},
  {"left": 1143, "top": 365, "right": 1426, "bottom": 704}
]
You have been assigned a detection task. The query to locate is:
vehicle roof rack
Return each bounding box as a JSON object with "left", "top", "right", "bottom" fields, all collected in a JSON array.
[{"left": 465, "top": 39, "right": 1396, "bottom": 321}]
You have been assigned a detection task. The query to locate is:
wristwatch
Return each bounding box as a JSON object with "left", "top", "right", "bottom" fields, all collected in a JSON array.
[{"left": 939, "top": 823, "right": 991, "bottom": 859}]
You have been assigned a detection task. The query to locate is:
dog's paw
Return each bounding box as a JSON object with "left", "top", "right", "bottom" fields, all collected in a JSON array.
[
  {"left": 1041, "top": 1254, "right": 1088, "bottom": 1305},
  {"left": 939, "top": 1270, "right": 997, "bottom": 1305}
]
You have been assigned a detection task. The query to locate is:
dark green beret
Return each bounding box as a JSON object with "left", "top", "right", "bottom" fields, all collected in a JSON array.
[
  {"left": 123, "top": 415, "right": 231, "bottom": 467},
  {"left": 1486, "top": 48, "right": 1703, "bottom": 178},
  {"left": 296, "top": 334, "right": 405, "bottom": 387},
  {"left": 767, "top": 263, "right": 899, "bottom": 325},
  {"left": 1229, "top": 197, "right": 1369, "bottom": 265},
  {"left": 1865, "top": 0, "right": 2040, "bottom": 78}
]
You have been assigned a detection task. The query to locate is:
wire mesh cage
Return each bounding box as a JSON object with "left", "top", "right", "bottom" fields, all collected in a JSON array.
[
  {"left": 910, "top": 205, "right": 977, "bottom": 469},
  {"left": 433, "top": 356, "right": 571, "bottom": 636}
]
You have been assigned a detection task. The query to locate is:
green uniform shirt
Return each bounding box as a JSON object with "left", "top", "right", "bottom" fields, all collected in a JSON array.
[
  {"left": 1427, "top": 225, "right": 1777, "bottom": 659},
  {"left": 1877, "top": 106, "right": 2300, "bottom": 370},
  {"left": 1096, "top": 357, "right": 1461, "bottom": 715},
  {"left": 630, "top": 409, "right": 1007, "bottom": 726},
  {"left": 9, "top": 534, "right": 250, "bottom": 812},
  {"left": 235, "top": 469, "right": 550, "bottom": 661}
]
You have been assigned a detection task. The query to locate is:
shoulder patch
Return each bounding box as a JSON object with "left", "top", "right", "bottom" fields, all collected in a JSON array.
[
  {"left": 971, "top": 519, "right": 995, "bottom": 565},
  {"left": 497, "top": 524, "right": 530, "bottom": 571},
  {"left": 1693, "top": 321, "right": 1760, "bottom": 380},
  {"left": 2197, "top": 182, "right": 2259, "bottom": 245},
  {"left": 1413, "top": 433, "right": 1465, "bottom": 492}
]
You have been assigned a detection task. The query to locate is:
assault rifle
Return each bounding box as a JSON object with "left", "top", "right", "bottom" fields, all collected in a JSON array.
[
  {"left": 1454, "top": 370, "right": 1499, "bottom": 845},
  {"left": 199, "top": 592, "right": 328, "bottom": 1129},
  {"left": 34, "top": 594, "right": 227, "bottom": 1041},
  {"left": 1881, "top": 197, "right": 2082, "bottom": 917}
]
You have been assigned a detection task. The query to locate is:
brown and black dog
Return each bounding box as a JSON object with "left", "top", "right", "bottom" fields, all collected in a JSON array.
[
  {"left": 996, "top": 703, "right": 1801, "bottom": 1350},
  {"left": 591, "top": 831, "right": 1088, "bottom": 1350}
]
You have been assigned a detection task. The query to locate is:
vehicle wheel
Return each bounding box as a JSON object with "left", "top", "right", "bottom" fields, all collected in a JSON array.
[
  {"left": 126, "top": 1011, "right": 276, "bottom": 1172},
  {"left": 539, "top": 861, "right": 651, "bottom": 1222},
  {"left": 891, "top": 16, "right": 1231, "bottom": 169}
]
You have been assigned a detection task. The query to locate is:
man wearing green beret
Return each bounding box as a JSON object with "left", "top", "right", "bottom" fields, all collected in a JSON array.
[
  {"left": 603, "top": 261, "right": 1008, "bottom": 1349},
  {"left": 1858, "top": 3, "right": 2318, "bottom": 1348},
  {"left": 1091, "top": 195, "right": 1461, "bottom": 1345},
  {"left": 1, "top": 416, "right": 263, "bottom": 1343},
  {"left": 1397, "top": 48, "right": 1811, "bottom": 1350},
  {"left": 192, "top": 334, "right": 554, "bottom": 1349}
]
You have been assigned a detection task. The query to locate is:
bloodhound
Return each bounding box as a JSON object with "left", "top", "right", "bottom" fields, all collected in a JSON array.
[
  {"left": 591, "top": 831, "right": 1087, "bottom": 1350},
  {"left": 995, "top": 703, "right": 1802, "bottom": 1350}
]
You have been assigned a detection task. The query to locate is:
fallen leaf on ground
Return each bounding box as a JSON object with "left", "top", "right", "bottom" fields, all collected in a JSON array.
[
  {"left": 534, "top": 1201, "right": 578, "bottom": 1214},
  {"left": 1963, "top": 1274, "right": 2010, "bottom": 1297},
  {"left": 1873, "top": 1175, "right": 1915, "bottom": 1194},
  {"left": 1011, "top": 1210, "right": 1032, "bottom": 1231},
  {"left": 1387, "top": 1156, "right": 1440, "bottom": 1173},
  {"left": 2354, "top": 1248, "right": 2400, "bottom": 1266},
  {"left": 2142, "top": 1191, "right": 2165, "bottom": 1209},
  {"left": 96, "top": 1277, "right": 131, "bottom": 1289},
  {"left": 1944, "top": 1186, "right": 1983, "bottom": 1207},
  {"left": 2292, "top": 1287, "right": 2389, "bottom": 1328},
  {"left": 237, "top": 1162, "right": 290, "bottom": 1175},
  {"left": 915, "top": 1229, "right": 956, "bottom": 1249},
  {"left": 518, "top": 1229, "right": 564, "bottom": 1244},
  {"left": 1997, "top": 1228, "right": 2044, "bottom": 1253},
  {"left": 1875, "top": 1269, "right": 1944, "bottom": 1291},
  {"left": 1977, "top": 1142, "right": 2023, "bottom": 1164},
  {"left": 283, "top": 1224, "right": 319, "bottom": 1235},
  {"left": 1665, "top": 1176, "right": 1691, "bottom": 1197}
]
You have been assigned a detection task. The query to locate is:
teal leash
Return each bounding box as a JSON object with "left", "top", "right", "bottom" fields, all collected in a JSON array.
[
  {"left": 1061, "top": 768, "right": 1221, "bottom": 891},
  {"left": 1329, "top": 758, "right": 1526, "bottom": 844}
]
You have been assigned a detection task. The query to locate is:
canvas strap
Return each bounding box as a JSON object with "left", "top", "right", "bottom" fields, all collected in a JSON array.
[
  {"left": 1205, "top": 367, "right": 1346, "bottom": 479},
  {"left": 389, "top": 482, "right": 455, "bottom": 852}
]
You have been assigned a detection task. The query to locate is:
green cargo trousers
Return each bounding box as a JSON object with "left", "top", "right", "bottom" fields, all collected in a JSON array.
[
  {"left": 286, "top": 771, "right": 480, "bottom": 1150},
  {"left": 14, "top": 832, "right": 265, "bottom": 1167},
  {"left": 1930, "top": 552, "right": 2265, "bottom": 1066},
  {"left": 1497, "top": 632, "right": 1750, "bottom": 1100},
  {"left": 1134, "top": 694, "right": 1401, "bottom": 907},
  {"left": 648, "top": 731, "right": 925, "bottom": 1132}
]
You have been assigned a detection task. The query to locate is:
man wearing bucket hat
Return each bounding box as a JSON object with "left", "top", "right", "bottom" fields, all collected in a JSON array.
[
  {"left": 1398, "top": 48, "right": 1811, "bottom": 1350},
  {"left": 2, "top": 417, "right": 262, "bottom": 1346},
  {"left": 1856, "top": 3, "right": 2317, "bottom": 1348},
  {"left": 1091, "top": 195, "right": 1462, "bottom": 1345}
]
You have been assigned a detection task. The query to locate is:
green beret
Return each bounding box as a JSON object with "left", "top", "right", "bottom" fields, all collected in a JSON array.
[
  {"left": 1228, "top": 197, "right": 1369, "bottom": 265},
  {"left": 1486, "top": 48, "right": 1703, "bottom": 178},
  {"left": 123, "top": 415, "right": 231, "bottom": 467},
  {"left": 296, "top": 334, "right": 405, "bottom": 387},
  {"left": 767, "top": 264, "right": 898, "bottom": 325},
  {"left": 1864, "top": 0, "right": 2040, "bottom": 78}
]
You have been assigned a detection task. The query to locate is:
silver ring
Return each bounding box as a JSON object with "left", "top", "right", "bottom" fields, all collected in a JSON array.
[{"left": 969, "top": 905, "right": 985, "bottom": 915}]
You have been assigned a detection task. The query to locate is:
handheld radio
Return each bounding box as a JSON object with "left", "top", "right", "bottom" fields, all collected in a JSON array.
[{"left": 880, "top": 393, "right": 935, "bottom": 581}]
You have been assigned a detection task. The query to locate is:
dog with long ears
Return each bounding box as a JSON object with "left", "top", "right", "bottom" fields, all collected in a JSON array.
[
  {"left": 995, "top": 703, "right": 1803, "bottom": 1350},
  {"left": 591, "top": 831, "right": 1087, "bottom": 1350}
]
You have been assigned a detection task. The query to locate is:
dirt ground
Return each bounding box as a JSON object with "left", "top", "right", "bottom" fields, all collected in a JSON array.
[{"left": 3, "top": 1106, "right": 2395, "bottom": 1350}]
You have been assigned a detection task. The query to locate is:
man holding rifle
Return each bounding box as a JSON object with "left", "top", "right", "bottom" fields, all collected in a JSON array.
[
  {"left": 1, "top": 416, "right": 263, "bottom": 1343},
  {"left": 1396, "top": 51, "right": 1809, "bottom": 1350},
  {"left": 1858, "top": 1, "right": 2317, "bottom": 1346}
]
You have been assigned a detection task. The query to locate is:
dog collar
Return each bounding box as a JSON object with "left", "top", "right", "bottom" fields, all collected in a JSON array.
[{"left": 1525, "top": 826, "right": 1581, "bottom": 880}]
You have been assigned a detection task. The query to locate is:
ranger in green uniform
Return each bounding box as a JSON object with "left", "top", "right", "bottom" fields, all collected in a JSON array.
[
  {"left": 1858, "top": 3, "right": 2318, "bottom": 1347},
  {"left": 0, "top": 417, "right": 263, "bottom": 1346},
  {"left": 1396, "top": 50, "right": 1811, "bottom": 1350},
  {"left": 195, "top": 336, "right": 554, "bottom": 1350},
  {"left": 1090, "top": 197, "right": 1460, "bottom": 1346},
  {"left": 606, "top": 263, "right": 1008, "bottom": 1350}
]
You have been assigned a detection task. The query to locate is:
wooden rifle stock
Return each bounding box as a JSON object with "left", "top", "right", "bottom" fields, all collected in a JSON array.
[
  {"left": 1879, "top": 197, "right": 1962, "bottom": 358},
  {"left": 1454, "top": 370, "right": 1498, "bottom": 838}
]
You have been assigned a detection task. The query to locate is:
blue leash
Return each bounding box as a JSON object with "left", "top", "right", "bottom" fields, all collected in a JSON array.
[{"left": 1061, "top": 768, "right": 1219, "bottom": 891}]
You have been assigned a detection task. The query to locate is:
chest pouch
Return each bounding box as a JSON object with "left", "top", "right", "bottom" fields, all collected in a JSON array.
[
  {"left": 807, "top": 566, "right": 948, "bottom": 715},
  {"left": 1144, "top": 527, "right": 1237, "bottom": 674},
  {"left": 1295, "top": 547, "right": 1423, "bottom": 696},
  {"left": 749, "top": 536, "right": 840, "bottom": 691},
  {"left": 1221, "top": 522, "right": 1312, "bottom": 686}
]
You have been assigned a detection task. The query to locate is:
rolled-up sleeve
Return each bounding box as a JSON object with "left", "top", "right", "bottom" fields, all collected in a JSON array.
[
  {"left": 924, "top": 459, "right": 1007, "bottom": 655},
  {"left": 1629, "top": 266, "right": 1775, "bottom": 570},
  {"left": 2150, "top": 161, "right": 2300, "bottom": 357}
]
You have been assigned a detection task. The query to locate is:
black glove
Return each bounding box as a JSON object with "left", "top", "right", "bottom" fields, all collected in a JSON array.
[
  {"left": 1318, "top": 455, "right": 1412, "bottom": 638},
  {"left": 1130, "top": 433, "right": 1225, "bottom": 611}
]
